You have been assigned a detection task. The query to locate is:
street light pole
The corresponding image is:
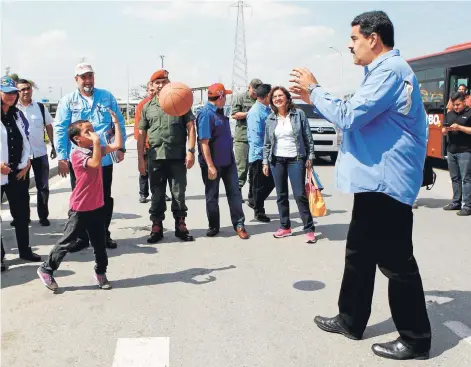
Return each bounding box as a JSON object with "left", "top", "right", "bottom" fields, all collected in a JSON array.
[
  {"left": 126, "top": 62, "right": 130, "bottom": 123},
  {"left": 329, "top": 46, "right": 343, "bottom": 94},
  {"left": 160, "top": 55, "right": 165, "bottom": 69}
]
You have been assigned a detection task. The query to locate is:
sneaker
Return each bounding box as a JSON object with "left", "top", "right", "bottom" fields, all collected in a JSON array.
[
  {"left": 94, "top": 273, "right": 112, "bottom": 289},
  {"left": 37, "top": 267, "right": 58, "bottom": 291},
  {"left": 457, "top": 208, "right": 471, "bottom": 216},
  {"left": 443, "top": 203, "right": 461, "bottom": 211},
  {"left": 305, "top": 232, "right": 317, "bottom": 244},
  {"left": 39, "top": 218, "right": 51, "bottom": 227},
  {"left": 246, "top": 201, "right": 255, "bottom": 210},
  {"left": 273, "top": 228, "right": 292, "bottom": 238},
  {"left": 139, "top": 195, "right": 148, "bottom": 203},
  {"left": 206, "top": 228, "right": 219, "bottom": 237},
  {"left": 255, "top": 213, "right": 270, "bottom": 223}
]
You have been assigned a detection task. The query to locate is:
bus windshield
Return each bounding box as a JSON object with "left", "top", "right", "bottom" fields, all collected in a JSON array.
[{"left": 415, "top": 67, "right": 445, "bottom": 111}]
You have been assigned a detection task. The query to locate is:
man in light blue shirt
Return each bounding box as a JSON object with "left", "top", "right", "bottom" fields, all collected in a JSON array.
[
  {"left": 247, "top": 84, "right": 275, "bottom": 222},
  {"left": 290, "top": 11, "right": 431, "bottom": 361},
  {"left": 55, "top": 63, "right": 126, "bottom": 250}
]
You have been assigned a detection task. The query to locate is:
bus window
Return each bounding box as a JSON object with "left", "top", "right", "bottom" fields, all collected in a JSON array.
[{"left": 417, "top": 67, "right": 445, "bottom": 110}]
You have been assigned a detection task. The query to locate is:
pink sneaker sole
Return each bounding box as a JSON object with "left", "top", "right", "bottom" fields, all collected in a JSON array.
[{"left": 273, "top": 232, "right": 293, "bottom": 239}]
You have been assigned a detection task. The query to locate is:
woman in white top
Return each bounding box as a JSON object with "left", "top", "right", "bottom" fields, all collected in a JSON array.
[
  {"left": 1, "top": 76, "right": 41, "bottom": 270},
  {"left": 262, "top": 86, "right": 317, "bottom": 243}
]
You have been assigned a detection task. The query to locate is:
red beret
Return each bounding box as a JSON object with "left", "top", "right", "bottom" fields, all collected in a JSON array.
[{"left": 149, "top": 69, "right": 169, "bottom": 82}]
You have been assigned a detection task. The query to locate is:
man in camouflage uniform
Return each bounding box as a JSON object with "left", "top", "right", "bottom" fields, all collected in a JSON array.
[
  {"left": 231, "top": 78, "right": 263, "bottom": 204},
  {"left": 137, "top": 69, "right": 197, "bottom": 243}
]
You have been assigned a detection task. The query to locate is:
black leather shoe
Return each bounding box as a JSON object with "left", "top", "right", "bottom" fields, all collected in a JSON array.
[
  {"left": 106, "top": 238, "right": 118, "bottom": 249},
  {"left": 314, "top": 315, "right": 361, "bottom": 340},
  {"left": 372, "top": 339, "right": 430, "bottom": 360},
  {"left": 139, "top": 196, "right": 148, "bottom": 203},
  {"left": 147, "top": 222, "right": 164, "bottom": 243},
  {"left": 255, "top": 214, "right": 271, "bottom": 223},
  {"left": 175, "top": 218, "right": 194, "bottom": 242},
  {"left": 39, "top": 218, "right": 51, "bottom": 227},
  {"left": 443, "top": 203, "right": 461, "bottom": 211},
  {"left": 20, "top": 252, "right": 42, "bottom": 262},
  {"left": 457, "top": 208, "right": 471, "bottom": 216},
  {"left": 68, "top": 240, "right": 90, "bottom": 253},
  {"left": 246, "top": 201, "right": 255, "bottom": 210},
  {"left": 206, "top": 228, "right": 219, "bottom": 237}
]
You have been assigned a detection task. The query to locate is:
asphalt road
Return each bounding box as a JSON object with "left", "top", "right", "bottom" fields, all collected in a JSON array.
[{"left": 1, "top": 139, "right": 470, "bottom": 367}]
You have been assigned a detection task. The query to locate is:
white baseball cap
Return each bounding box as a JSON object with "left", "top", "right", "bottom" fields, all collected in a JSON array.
[{"left": 74, "top": 63, "right": 94, "bottom": 76}]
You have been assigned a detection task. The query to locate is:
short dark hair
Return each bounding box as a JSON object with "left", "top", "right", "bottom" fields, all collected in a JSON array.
[
  {"left": 68, "top": 120, "right": 87, "bottom": 144},
  {"left": 256, "top": 84, "right": 272, "bottom": 99},
  {"left": 16, "top": 79, "right": 31, "bottom": 86},
  {"left": 451, "top": 92, "right": 466, "bottom": 102},
  {"left": 351, "top": 11, "right": 395, "bottom": 48},
  {"left": 269, "top": 86, "right": 296, "bottom": 114}
]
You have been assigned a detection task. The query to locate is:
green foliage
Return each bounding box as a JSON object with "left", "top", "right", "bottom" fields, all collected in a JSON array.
[{"left": 9, "top": 73, "right": 38, "bottom": 89}]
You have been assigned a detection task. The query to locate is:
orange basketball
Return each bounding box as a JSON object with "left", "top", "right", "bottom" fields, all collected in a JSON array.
[{"left": 159, "top": 82, "right": 193, "bottom": 117}]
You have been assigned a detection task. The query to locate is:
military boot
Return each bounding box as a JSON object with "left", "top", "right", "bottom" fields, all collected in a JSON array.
[
  {"left": 147, "top": 221, "right": 164, "bottom": 243},
  {"left": 175, "top": 218, "right": 195, "bottom": 242}
]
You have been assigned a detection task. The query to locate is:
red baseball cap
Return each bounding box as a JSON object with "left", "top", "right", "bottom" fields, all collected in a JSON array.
[
  {"left": 149, "top": 69, "right": 169, "bottom": 82},
  {"left": 208, "top": 83, "right": 232, "bottom": 98}
]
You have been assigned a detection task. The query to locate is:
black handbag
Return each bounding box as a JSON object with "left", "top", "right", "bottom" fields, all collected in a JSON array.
[{"left": 422, "top": 157, "right": 436, "bottom": 190}]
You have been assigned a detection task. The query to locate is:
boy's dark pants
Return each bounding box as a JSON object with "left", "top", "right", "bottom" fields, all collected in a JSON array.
[{"left": 41, "top": 206, "right": 108, "bottom": 275}]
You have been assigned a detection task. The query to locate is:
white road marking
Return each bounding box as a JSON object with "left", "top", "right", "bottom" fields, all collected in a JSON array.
[
  {"left": 444, "top": 321, "right": 471, "bottom": 346},
  {"left": 425, "top": 295, "right": 454, "bottom": 307},
  {"left": 111, "top": 337, "right": 170, "bottom": 367}
]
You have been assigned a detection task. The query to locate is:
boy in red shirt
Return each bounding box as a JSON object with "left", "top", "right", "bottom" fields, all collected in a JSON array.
[{"left": 37, "top": 110, "right": 123, "bottom": 291}]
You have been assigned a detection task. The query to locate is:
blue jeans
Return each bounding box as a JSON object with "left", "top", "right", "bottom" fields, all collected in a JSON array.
[
  {"left": 270, "top": 157, "right": 315, "bottom": 232},
  {"left": 447, "top": 151, "right": 471, "bottom": 209},
  {"left": 201, "top": 163, "right": 245, "bottom": 230}
]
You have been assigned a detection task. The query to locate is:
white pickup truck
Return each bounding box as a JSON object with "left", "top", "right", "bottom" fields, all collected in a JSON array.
[{"left": 296, "top": 103, "right": 342, "bottom": 162}]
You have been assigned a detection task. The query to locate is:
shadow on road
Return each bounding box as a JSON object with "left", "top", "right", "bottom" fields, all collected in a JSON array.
[
  {"left": 363, "top": 289, "right": 471, "bottom": 359},
  {"left": 56, "top": 265, "right": 237, "bottom": 293},
  {"left": 416, "top": 198, "right": 451, "bottom": 209},
  {"left": 293, "top": 280, "right": 326, "bottom": 292}
]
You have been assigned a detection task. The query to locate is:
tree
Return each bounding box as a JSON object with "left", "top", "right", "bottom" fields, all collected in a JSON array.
[
  {"left": 9, "top": 73, "right": 39, "bottom": 89},
  {"left": 129, "top": 84, "right": 147, "bottom": 100}
]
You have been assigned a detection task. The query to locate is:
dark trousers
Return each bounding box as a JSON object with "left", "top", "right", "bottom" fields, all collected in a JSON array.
[
  {"left": 41, "top": 206, "right": 108, "bottom": 274},
  {"left": 338, "top": 192, "right": 431, "bottom": 351},
  {"left": 31, "top": 155, "right": 50, "bottom": 220},
  {"left": 69, "top": 162, "right": 114, "bottom": 242},
  {"left": 270, "top": 157, "right": 314, "bottom": 232},
  {"left": 447, "top": 151, "right": 471, "bottom": 209},
  {"left": 201, "top": 163, "right": 245, "bottom": 230},
  {"left": 250, "top": 159, "right": 275, "bottom": 216},
  {"left": 1, "top": 172, "right": 33, "bottom": 257},
  {"left": 148, "top": 159, "right": 187, "bottom": 222},
  {"left": 247, "top": 166, "right": 253, "bottom": 203}
]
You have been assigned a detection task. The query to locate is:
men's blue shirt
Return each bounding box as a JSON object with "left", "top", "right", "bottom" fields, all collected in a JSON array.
[
  {"left": 196, "top": 102, "right": 234, "bottom": 167},
  {"left": 55, "top": 88, "right": 126, "bottom": 166},
  {"left": 247, "top": 101, "right": 271, "bottom": 163},
  {"left": 310, "top": 49, "right": 428, "bottom": 206}
]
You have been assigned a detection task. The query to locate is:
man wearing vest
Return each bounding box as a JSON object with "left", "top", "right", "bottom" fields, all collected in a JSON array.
[
  {"left": 137, "top": 69, "right": 196, "bottom": 243},
  {"left": 17, "top": 79, "right": 56, "bottom": 227}
]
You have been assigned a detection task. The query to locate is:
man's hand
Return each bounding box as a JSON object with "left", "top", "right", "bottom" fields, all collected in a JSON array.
[
  {"left": 88, "top": 131, "right": 100, "bottom": 143},
  {"left": 116, "top": 150, "right": 125, "bottom": 163},
  {"left": 1, "top": 162, "right": 12, "bottom": 175},
  {"left": 185, "top": 152, "right": 195, "bottom": 169},
  {"left": 109, "top": 108, "right": 119, "bottom": 123},
  {"left": 207, "top": 165, "right": 217, "bottom": 180},
  {"left": 305, "top": 159, "right": 312, "bottom": 169},
  {"left": 50, "top": 147, "right": 57, "bottom": 160},
  {"left": 449, "top": 123, "right": 462, "bottom": 132},
  {"left": 16, "top": 160, "right": 30, "bottom": 180},
  {"left": 138, "top": 159, "right": 147, "bottom": 176},
  {"left": 263, "top": 164, "right": 269, "bottom": 177},
  {"left": 289, "top": 67, "right": 319, "bottom": 104},
  {"left": 58, "top": 159, "right": 69, "bottom": 177}
]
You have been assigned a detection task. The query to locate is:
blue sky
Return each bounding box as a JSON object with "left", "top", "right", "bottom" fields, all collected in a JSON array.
[{"left": 1, "top": 1, "right": 469, "bottom": 102}]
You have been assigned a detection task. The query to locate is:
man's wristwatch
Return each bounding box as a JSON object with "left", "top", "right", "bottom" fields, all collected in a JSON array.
[
  {"left": 307, "top": 84, "right": 321, "bottom": 94},
  {"left": 188, "top": 148, "right": 196, "bottom": 154},
  {"left": 119, "top": 148, "right": 126, "bottom": 153}
]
